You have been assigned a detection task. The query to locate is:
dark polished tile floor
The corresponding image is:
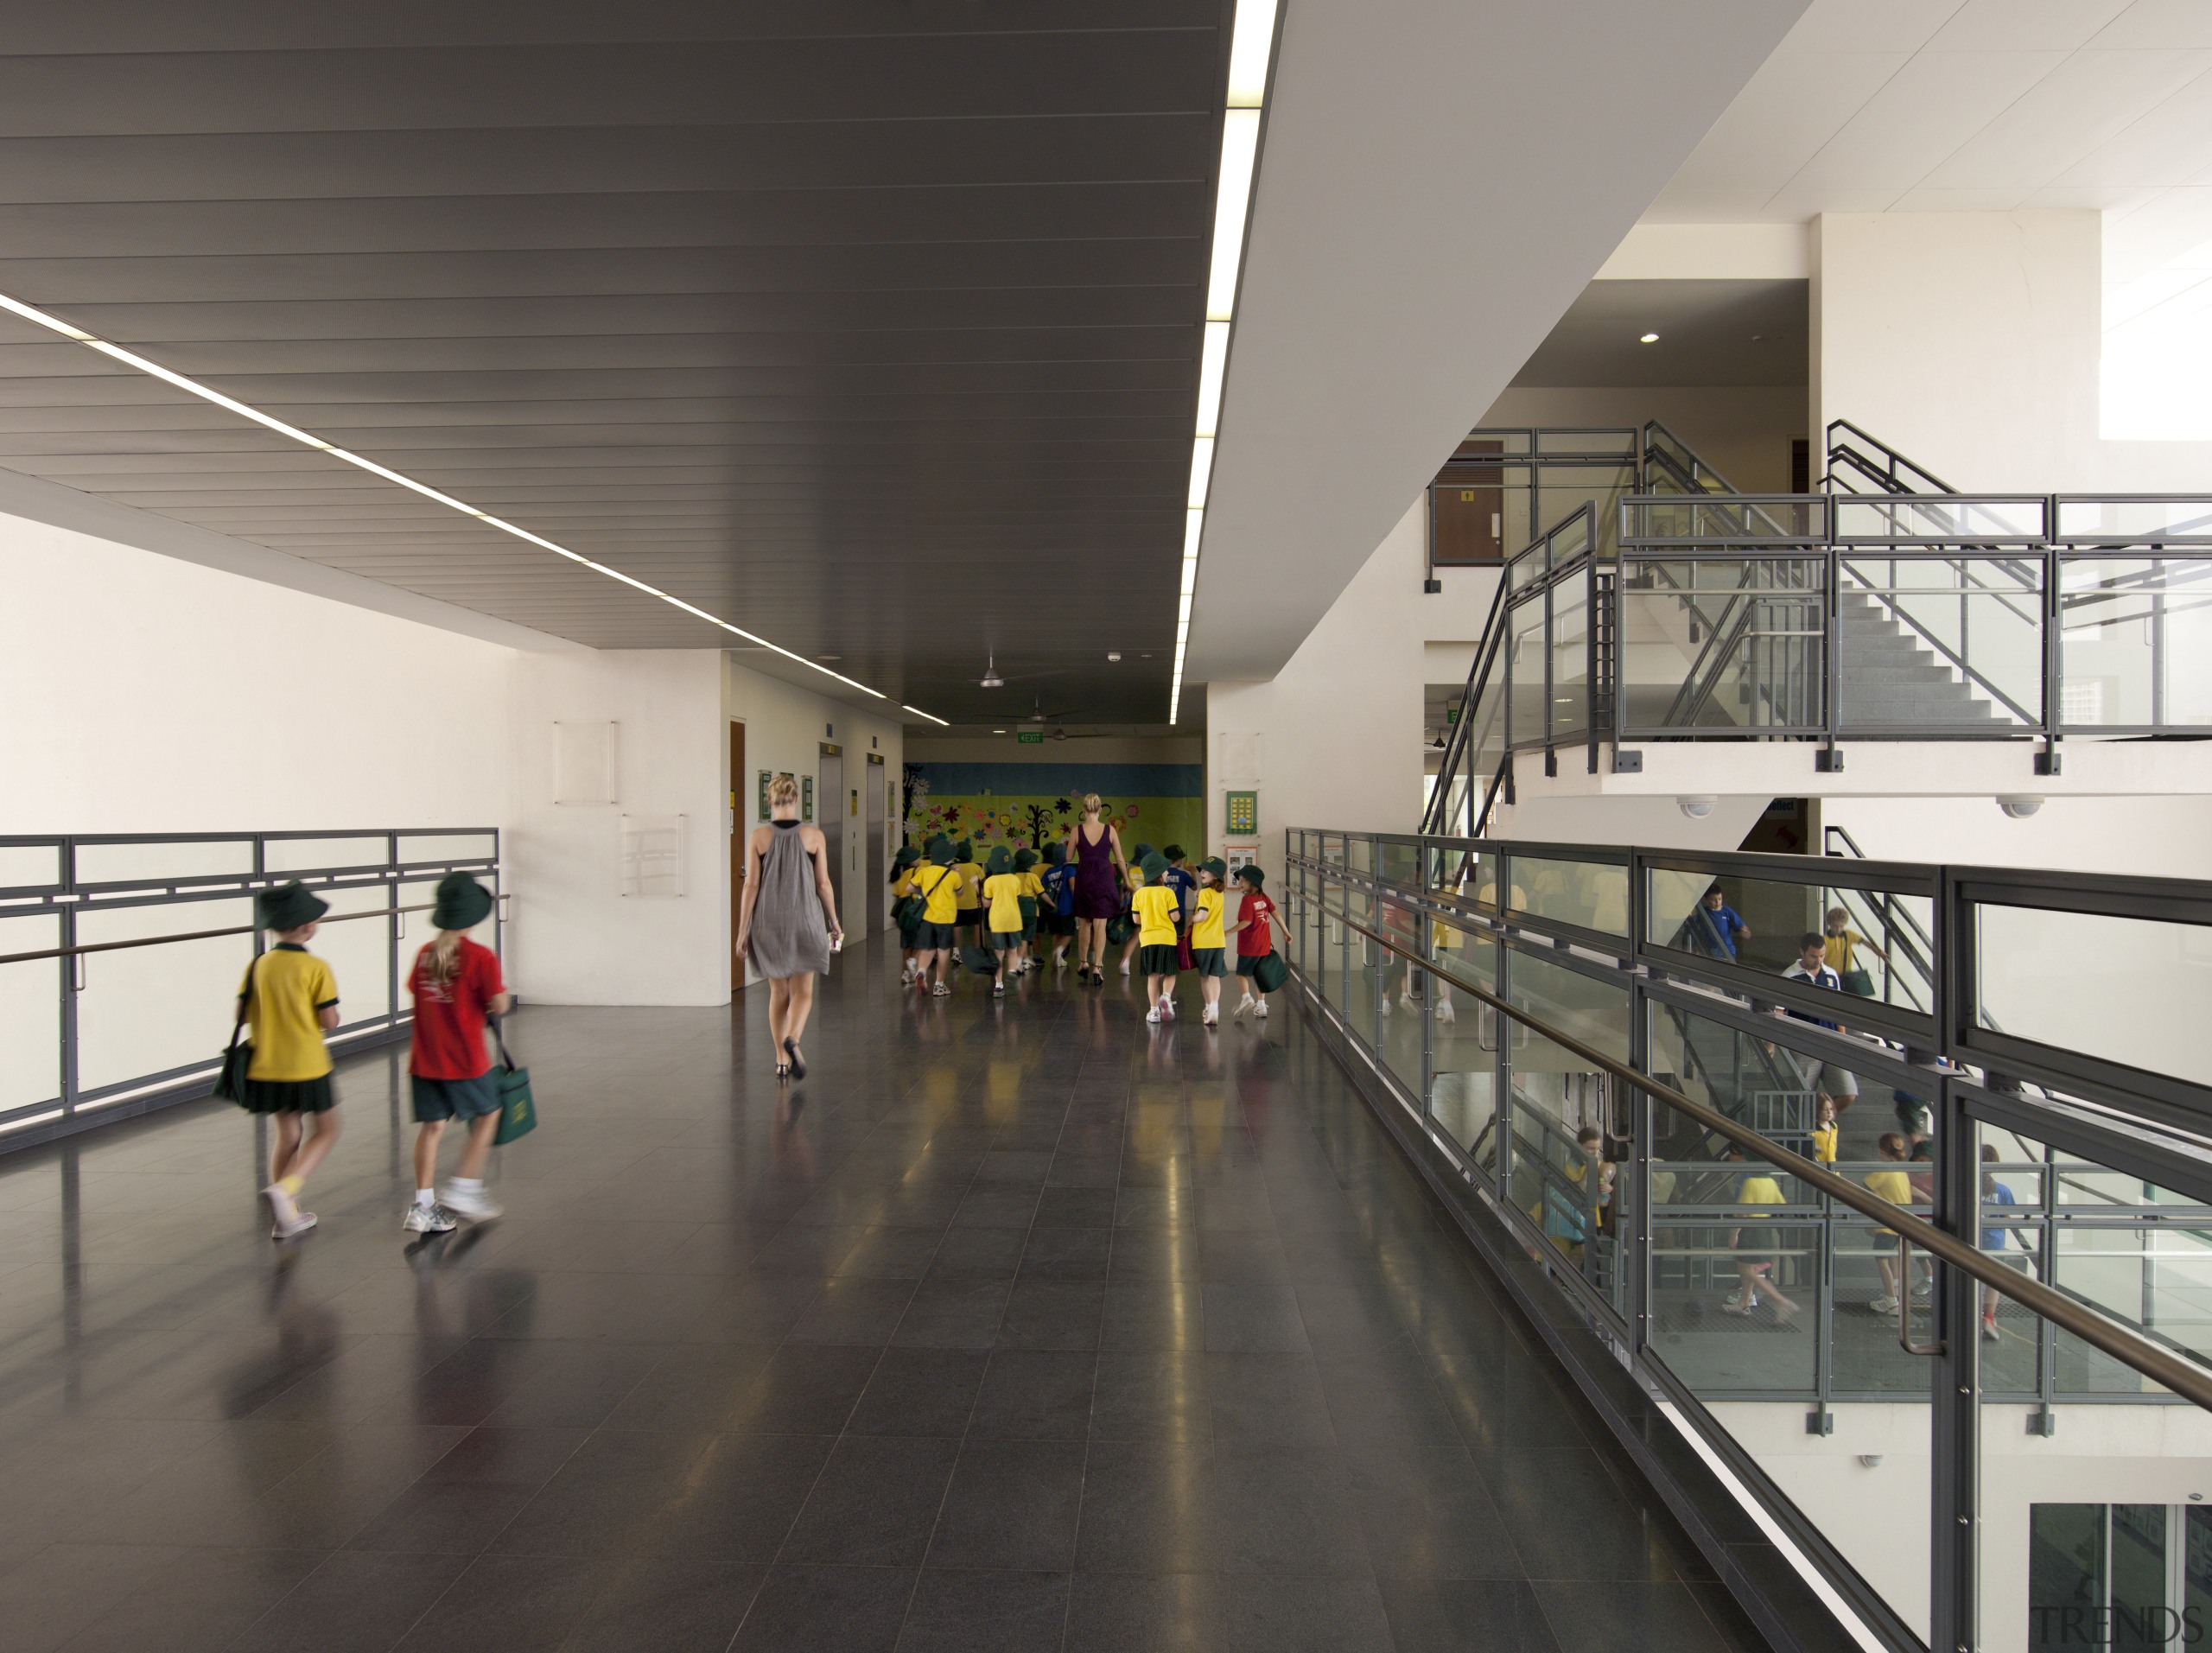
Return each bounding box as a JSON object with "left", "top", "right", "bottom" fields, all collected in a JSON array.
[{"left": 0, "top": 938, "right": 1763, "bottom": 1653}]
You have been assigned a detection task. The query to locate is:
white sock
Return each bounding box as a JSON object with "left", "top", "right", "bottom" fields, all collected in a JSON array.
[
  {"left": 415, "top": 1188, "right": 435, "bottom": 1207},
  {"left": 450, "top": 1177, "right": 481, "bottom": 1193}
]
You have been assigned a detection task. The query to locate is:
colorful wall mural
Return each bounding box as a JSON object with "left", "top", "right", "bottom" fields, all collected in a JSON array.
[{"left": 903, "top": 762, "right": 1205, "bottom": 859}]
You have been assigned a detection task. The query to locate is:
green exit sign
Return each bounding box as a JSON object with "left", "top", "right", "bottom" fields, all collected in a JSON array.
[{"left": 1017, "top": 730, "right": 1045, "bottom": 744}]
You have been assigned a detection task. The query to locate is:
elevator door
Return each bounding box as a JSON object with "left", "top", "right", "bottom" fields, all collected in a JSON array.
[
  {"left": 866, "top": 753, "right": 886, "bottom": 934},
  {"left": 817, "top": 743, "right": 843, "bottom": 932}
]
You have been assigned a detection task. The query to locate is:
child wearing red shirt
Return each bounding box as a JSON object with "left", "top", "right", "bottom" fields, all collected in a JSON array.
[
  {"left": 404, "top": 874, "right": 512, "bottom": 1233},
  {"left": 1228, "top": 865, "right": 1278, "bottom": 1020}
]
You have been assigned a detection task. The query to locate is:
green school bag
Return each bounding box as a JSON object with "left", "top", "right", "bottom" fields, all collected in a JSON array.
[
  {"left": 1253, "top": 950, "right": 1289, "bottom": 994},
  {"left": 491, "top": 1019, "right": 537, "bottom": 1145},
  {"left": 1105, "top": 913, "right": 1135, "bottom": 946},
  {"left": 212, "top": 954, "right": 261, "bottom": 1104}
]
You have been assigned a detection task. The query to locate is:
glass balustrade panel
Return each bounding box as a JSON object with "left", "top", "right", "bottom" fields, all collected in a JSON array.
[
  {"left": 0, "top": 913, "right": 60, "bottom": 1113},
  {"left": 1507, "top": 854, "right": 1627, "bottom": 938},
  {"left": 1507, "top": 599, "right": 1546, "bottom": 747},
  {"left": 74, "top": 897, "right": 257, "bottom": 1094},
  {"left": 1838, "top": 555, "right": 2043, "bottom": 731},
  {"left": 1648, "top": 865, "right": 1934, "bottom": 993},
  {"left": 2059, "top": 557, "right": 2212, "bottom": 731},
  {"left": 1427, "top": 922, "right": 1498, "bottom": 1164},
  {"left": 1975, "top": 1120, "right": 2212, "bottom": 1653},
  {"left": 1551, "top": 577, "right": 1591, "bottom": 741},
  {"left": 1617, "top": 557, "right": 1825, "bottom": 734},
  {"left": 1975, "top": 904, "right": 2212, "bottom": 1090},
  {"left": 75, "top": 838, "right": 254, "bottom": 889}
]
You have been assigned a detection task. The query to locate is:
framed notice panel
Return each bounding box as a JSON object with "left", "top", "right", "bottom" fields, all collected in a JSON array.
[
  {"left": 756, "top": 770, "right": 772, "bottom": 823},
  {"left": 802, "top": 777, "right": 814, "bottom": 822},
  {"left": 1224, "top": 790, "right": 1258, "bottom": 836}
]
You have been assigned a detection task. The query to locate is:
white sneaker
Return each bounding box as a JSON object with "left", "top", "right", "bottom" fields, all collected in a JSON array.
[
  {"left": 442, "top": 1183, "right": 504, "bottom": 1223},
  {"left": 1255, "top": 1000, "right": 1268, "bottom": 1018},
  {"left": 1159, "top": 995, "right": 1176, "bottom": 1020},
  {"left": 1435, "top": 1001, "right": 1454, "bottom": 1025},
  {"left": 1870, "top": 1295, "right": 1899, "bottom": 1315},
  {"left": 1233, "top": 997, "right": 1252, "bottom": 1017},
  {"left": 263, "top": 1182, "right": 301, "bottom": 1231},
  {"left": 1203, "top": 1008, "right": 1218, "bottom": 1027},
  {"left": 404, "top": 1202, "right": 459, "bottom": 1234},
  {"left": 1146, "top": 1007, "right": 1163, "bottom": 1023},
  {"left": 1378, "top": 996, "right": 1391, "bottom": 1018},
  {"left": 271, "top": 1208, "right": 317, "bottom": 1240}
]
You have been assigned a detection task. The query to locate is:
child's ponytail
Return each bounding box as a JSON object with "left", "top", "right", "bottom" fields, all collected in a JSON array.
[{"left": 423, "top": 929, "right": 464, "bottom": 987}]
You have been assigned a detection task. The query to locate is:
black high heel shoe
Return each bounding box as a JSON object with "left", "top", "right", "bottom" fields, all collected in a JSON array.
[{"left": 784, "top": 1038, "right": 807, "bottom": 1079}]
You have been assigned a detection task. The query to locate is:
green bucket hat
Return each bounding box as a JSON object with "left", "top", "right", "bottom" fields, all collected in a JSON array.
[
  {"left": 1162, "top": 843, "right": 1186, "bottom": 863},
  {"left": 1236, "top": 864, "right": 1265, "bottom": 887},
  {"left": 1131, "top": 842, "right": 1154, "bottom": 862},
  {"left": 985, "top": 847, "right": 1014, "bottom": 875},
  {"left": 1140, "top": 851, "right": 1168, "bottom": 881},
  {"left": 928, "top": 835, "right": 957, "bottom": 865},
  {"left": 895, "top": 846, "right": 920, "bottom": 868},
  {"left": 431, "top": 872, "right": 494, "bottom": 931},
  {"left": 955, "top": 838, "right": 973, "bottom": 862},
  {"left": 256, "top": 881, "right": 329, "bottom": 932},
  {"left": 1043, "top": 842, "right": 1065, "bottom": 865},
  {"left": 1014, "top": 848, "right": 1039, "bottom": 871},
  {"left": 1201, "top": 856, "right": 1228, "bottom": 880}
]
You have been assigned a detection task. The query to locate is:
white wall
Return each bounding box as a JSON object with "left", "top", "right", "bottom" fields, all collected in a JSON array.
[
  {"left": 0, "top": 506, "right": 516, "bottom": 835},
  {"left": 1204, "top": 497, "right": 1498, "bottom": 854},
  {"left": 0, "top": 499, "right": 911, "bottom": 1016},
  {"left": 1812, "top": 211, "right": 2212, "bottom": 492},
  {"left": 506, "top": 651, "right": 727, "bottom": 1008},
  {"left": 1480, "top": 385, "right": 1806, "bottom": 493}
]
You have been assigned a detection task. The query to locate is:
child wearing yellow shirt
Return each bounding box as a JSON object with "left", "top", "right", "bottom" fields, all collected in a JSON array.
[
  {"left": 1013, "top": 847, "right": 1043, "bottom": 977},
  {"left": 233, "top": 881, "right": 343, "bottom": 1239},
  {"left": 1190, "top": 856, "right": 1230, "bottom": 1026},
  {"left": 911, "top": 836, "right": 966, "bottom": 995},
  {"left": 981, "top": 847, "right": 1026, "bottom": 997},
  {"left": 1133, "top": 852, "right": 1183, "bottom": 1022}
]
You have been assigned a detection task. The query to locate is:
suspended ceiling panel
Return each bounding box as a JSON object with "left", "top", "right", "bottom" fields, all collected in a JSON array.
[{"left": 0, "top": 2, "right": 1234, "bottom": 724}]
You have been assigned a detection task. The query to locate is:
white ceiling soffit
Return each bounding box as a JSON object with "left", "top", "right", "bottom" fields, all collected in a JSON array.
[
  {"left": 1187, "top": 0, "right": 1808, "bottom": 683},
  {"left": 1643, "top": 0, "right": 2212, "bottom": 275}
]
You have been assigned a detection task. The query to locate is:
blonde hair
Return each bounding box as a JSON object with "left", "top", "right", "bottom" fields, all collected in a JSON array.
[
  {"left": 423, "top": 929, "right": 465, "bottom": 987},
  {"left": 768, "top": 772, "right": 800, "bottom": 810},
  {"left": 1081, "top": 793, "right": 1103, "bottom": 816}
]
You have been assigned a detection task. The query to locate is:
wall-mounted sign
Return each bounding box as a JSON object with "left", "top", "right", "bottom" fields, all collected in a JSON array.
[
  {"left": 801, "top": 777, "right": 814, "bottom": 822},
  {"left": 1224, "top": 790, "right": 1258, "bottom": 836},
  {"left": 756, "top": 770, "right": 772, "bottom": 821},
  {"left": 1017, "top": 730, "right": 1044, "bottom": 744}
]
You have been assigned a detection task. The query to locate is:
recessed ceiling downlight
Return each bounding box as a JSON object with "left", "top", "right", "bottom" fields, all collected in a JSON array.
[{"left": 1640, "top": 332, "right": 1661, "bottom": 344}]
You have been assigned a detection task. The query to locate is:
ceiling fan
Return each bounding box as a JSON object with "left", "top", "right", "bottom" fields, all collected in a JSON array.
[{"left": 1024, "top": 692, "right": 1071, "bottom": 722}]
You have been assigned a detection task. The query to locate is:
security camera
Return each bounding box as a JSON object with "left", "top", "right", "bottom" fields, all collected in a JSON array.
[
  {"left": 1996, "top": 795, "right": 2044, "bottom": 819},
  {"left": 1677, "top": 795, "right": 1717, "bottom": 819}
]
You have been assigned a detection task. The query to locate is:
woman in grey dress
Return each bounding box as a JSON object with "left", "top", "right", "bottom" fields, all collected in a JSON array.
[{"left": 734, "top": 772, "right": 842, "bottom": 1078}]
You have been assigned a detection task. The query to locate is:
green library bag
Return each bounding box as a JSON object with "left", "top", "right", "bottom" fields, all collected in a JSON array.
[
  {"left": 491, "top": 1019, "right": 536, "bottom": 1145},
  {"left": 1252, "top": 950, "right": 1289, "bottom": 994}
]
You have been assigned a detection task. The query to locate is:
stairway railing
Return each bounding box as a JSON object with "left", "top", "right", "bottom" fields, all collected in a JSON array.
[{"left": 1424, "top": 418, "right": 2212, "bottom": 818}]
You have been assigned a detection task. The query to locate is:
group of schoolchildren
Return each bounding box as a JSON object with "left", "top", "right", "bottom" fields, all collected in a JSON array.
[
  {"left": 891, "top": 835, "right": 1278, "bottom": 1025},
  {"left": 226, "top": 871, "right": 513, "bottom": 1243}
]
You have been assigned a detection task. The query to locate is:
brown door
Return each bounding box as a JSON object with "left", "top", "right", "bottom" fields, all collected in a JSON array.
[
  {"left": 729, "top": 721, "right": 746, "bottom": 992},
  {"left": 1431, "top": 438, "right": 1504, "bottom": 563}
]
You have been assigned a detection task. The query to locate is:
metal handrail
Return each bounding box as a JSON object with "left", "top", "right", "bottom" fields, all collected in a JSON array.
[
  {"left": 0, "top": 902, "right": 445, "bottom": 967},
  {"left": 1287, "top": 886, "right": 2212, "bottom": 1413}
]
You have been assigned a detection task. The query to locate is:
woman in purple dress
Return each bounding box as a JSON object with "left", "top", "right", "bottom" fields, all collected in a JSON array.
[{"left": 1065, "top": 792, "right": 1128, "bottom": 986}]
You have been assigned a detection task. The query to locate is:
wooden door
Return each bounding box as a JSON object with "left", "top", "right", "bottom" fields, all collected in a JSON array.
[
  {"left": 729, "top": 721, "right": 746, "bottom": 992},
  {"left": 1431, "top": 438, "right": 1505, "bottom": 563}
]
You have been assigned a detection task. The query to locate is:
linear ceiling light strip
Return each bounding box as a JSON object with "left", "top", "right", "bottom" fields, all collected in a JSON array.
[
  {"left": 1170, "top": 0, "right": 1277, "bottom": 726},
  {"left": 0, "top": 289, "right": 952, "bottom": 722}
]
